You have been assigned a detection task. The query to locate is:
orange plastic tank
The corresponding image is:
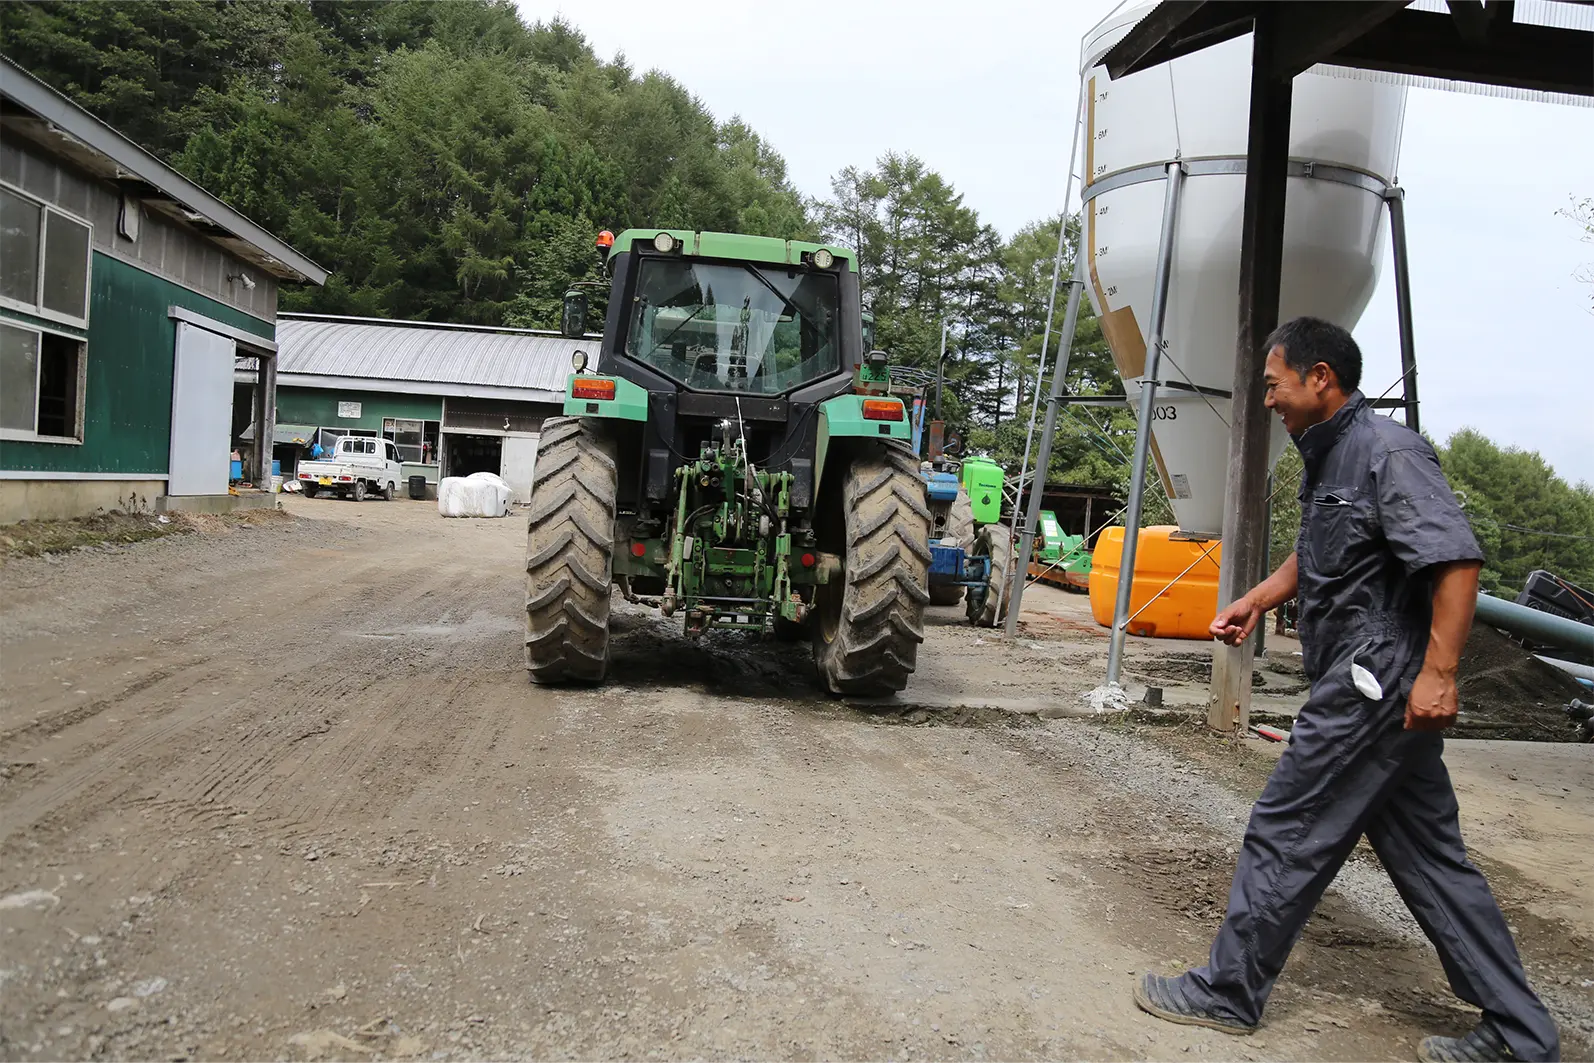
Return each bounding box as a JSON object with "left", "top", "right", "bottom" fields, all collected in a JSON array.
[{"left": 1088, "top": 526, "right": 1223, "bottom": 640}]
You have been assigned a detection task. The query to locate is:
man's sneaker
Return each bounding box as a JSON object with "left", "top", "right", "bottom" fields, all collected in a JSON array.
[
  {"left": 1132, "top": 972, "right": 1257, "bottom": 1035},
  {"left": 1418, "top": 1025, "right": 1515, "bottom": 1062}
]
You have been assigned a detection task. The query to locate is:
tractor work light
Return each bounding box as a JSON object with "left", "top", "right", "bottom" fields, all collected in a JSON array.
[
  {"left": 811, "top": 248, "right": 835, "bottom": 269},
  {"left": 571, "top": 350, "right": 589, "bottom": 372},
  {"left": 653, "top": 232, "right": 678, "bottom": 253},
  {"left": 572, "top": 377, "right": 616, "bottom": 400},
  {"left": 861, "top": 399, "right": 905, "bottom": 421}
]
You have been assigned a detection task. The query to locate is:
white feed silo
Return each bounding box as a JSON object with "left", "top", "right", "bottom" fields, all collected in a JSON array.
[{"left": 1080, "top": 3, "right": 1408, "bottom": 538}]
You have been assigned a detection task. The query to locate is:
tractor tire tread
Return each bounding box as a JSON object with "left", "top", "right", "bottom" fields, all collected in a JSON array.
[
  {"left": 969, "top": 522, "right": 1014, "bottom": 628},
  {"left": 525, "top": 416, "right": 616, "bottom": 684},
  {"left": 816, "top": 447, "right": 931, "bottom": 696}
]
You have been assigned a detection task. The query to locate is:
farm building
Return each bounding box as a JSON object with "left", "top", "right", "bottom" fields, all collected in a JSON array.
[
  {"left": 0, "top": 58, "right": 326, "bottom": 523},
  {"left": 241, "top": 314, "right": 587, "bottom": 502}
]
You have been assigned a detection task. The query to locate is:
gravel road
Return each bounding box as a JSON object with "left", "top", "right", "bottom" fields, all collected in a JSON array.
[{"left": 2, "top": 498, "right": 1588, "bottom": 1061}]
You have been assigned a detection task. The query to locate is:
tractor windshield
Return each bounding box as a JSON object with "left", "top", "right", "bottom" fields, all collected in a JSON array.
[{"left": 625, "top": 259, "right": 840, "bottom": 394}]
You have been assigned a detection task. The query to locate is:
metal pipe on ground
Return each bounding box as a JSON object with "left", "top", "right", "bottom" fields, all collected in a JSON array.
[
  {"left": 1475, "top": 593, "right": 1594, "bottom": 655},
  {"left": 1105, "top": 161, "right": 1187, "bottom": 687}
]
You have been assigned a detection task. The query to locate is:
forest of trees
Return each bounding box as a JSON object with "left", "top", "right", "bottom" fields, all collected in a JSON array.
[{"left": 3, "top": 0, "right": 1588, "bottom": 592}]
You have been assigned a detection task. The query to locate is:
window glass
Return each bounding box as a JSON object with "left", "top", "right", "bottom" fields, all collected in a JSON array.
[
  {"left": 42, "top": 211, "right": 90, "bottom": 319},
  {"left": 623, "top": 260, "right": 839, "bottom": 395},
  {"left": 37, "top": 333, "right": 81, "bottom": 437},
  {"left": 384, "top": 417, "right": 426, "bottom": 462},
  {"left": 0, "top": 323, "right": 40, "bottom": 431},
  {"left": 1, "top": 188, "right": 41, "bottom": 306}
]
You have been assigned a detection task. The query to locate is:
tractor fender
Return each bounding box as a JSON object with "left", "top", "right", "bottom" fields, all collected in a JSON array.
[{"left": 813, "top": 394, "right": 913, "bottom": 506}]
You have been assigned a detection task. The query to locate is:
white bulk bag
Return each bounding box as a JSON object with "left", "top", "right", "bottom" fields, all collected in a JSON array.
[{"left": 437, "top": 472, "right": 513, "bottom": 518}]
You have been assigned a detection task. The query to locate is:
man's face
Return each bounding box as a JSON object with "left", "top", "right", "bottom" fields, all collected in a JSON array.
[{"left": 1263, "top": 347, "right": 1334, "bottom": 436}]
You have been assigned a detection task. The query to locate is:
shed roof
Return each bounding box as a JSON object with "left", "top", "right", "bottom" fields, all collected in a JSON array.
[
  {"left": 272, "top": 314, "right": 593, "bottom": 401},
  {"left": 0, "top": 57, "right": 328, "bottom": 285},
  {"left": 1101, "top": 0, "right": 1594, "bottom": 99}
]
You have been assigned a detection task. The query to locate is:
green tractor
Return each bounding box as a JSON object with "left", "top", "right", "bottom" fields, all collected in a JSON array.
[{"left": 527, "top": 229, "right": 931, "bottom": 695}]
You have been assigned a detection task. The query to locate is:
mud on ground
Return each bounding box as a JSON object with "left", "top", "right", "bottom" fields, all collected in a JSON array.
[{"left": 1, "top": 498, "right": 1590, "bottom": 1061}]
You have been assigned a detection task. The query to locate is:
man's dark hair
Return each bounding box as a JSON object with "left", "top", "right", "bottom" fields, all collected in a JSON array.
[{"left": 1265, "top": 316, "right": 1362, "bottom": 393}]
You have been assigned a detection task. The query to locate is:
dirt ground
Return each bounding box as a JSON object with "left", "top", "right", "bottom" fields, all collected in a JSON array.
[{"left": 2, "top": 498, "right": 1590, "bottom": 1062}]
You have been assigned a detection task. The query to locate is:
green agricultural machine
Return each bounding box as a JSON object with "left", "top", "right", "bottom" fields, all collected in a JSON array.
[
  {"left": 1029, "top": 510, "right": 1092, "bottom": 592},
  {"left": 884, "top": 364, "right": 1012, "bottom": 627},
  {"left": 527, "top": 229, "right": 930, "bottom": 695}
]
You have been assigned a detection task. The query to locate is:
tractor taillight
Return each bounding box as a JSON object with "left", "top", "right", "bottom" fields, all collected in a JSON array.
[
  {"left": 800, "top": 552, "right": 816, "bottom": 567},
  {"left": 572, "top": 377, "right": 616, "bottom": 400},
  {"left": 631, "top": 542, "right": 646, "bottom": 557},
  {"left": 861, "top": 399, "right": 904, "bottom": 422}
]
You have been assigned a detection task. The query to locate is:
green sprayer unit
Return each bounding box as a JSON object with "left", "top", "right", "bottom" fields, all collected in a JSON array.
[{"left": 527, "top": 229, "right": 930, "bottom": 695}]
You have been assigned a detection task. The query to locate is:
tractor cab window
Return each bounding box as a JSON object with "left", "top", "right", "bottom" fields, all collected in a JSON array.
[{"left": 625, "top": 259, "right": 839, "bottom": 394}]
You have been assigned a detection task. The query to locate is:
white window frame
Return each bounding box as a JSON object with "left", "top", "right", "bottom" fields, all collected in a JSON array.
[
  {"left": 0, "top": 180, "right": 93, "bottom": 329},
  {"left": 382, "top": 416, "right": 441, "bottom": 466},
  {"left": 0, "top": 317, "right": 88, "bottom": 444}
]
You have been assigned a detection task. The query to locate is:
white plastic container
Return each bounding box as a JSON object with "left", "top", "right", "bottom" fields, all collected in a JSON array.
[{"left": 1080, "top": 4, "right": 1406, "bottom": 536}]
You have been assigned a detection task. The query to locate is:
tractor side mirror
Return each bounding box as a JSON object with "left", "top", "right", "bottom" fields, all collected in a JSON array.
[{"left": 560, "top": 290, "right": 588, "bottom": 339}]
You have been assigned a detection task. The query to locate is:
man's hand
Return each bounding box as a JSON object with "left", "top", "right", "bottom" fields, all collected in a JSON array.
[
  {"left": 1210, "top": 596, "right": 1263, "bottom": 646},
  {"left": 1406, "top": 560, "right": 1480, "bottom": 732},
  {"left": 1405, "top": 664, "right": 1459, "bottom": 731}
]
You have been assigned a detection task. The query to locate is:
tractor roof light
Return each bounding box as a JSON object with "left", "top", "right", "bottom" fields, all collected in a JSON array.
[
  {"left": 653, "top": 232, "right": 678, "bottom": 253},
  {"left": 811, "top": 248, "right": 835, "bottom": 269},
  {"left": 595, "top": 230, "right": 615, "bottom": 250}
]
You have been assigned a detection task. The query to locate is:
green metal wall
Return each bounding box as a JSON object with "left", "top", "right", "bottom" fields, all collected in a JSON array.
[
  {"left": 275, "top": 388, "right": 442, "bottom": 431},
  {"left": 0, "top": 253, "right": 273, "bottom": 475}
]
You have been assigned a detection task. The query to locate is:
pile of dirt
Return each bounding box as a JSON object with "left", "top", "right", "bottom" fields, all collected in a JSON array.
[
  {"left": 0, "top": 511, "right": 193, "bottom": 560},
  {"left": 0, "top": 507, "right": 294, "bottom": 563},
  {"left": 1455, "top": 624, "right": 1585, "bottom": 742}
]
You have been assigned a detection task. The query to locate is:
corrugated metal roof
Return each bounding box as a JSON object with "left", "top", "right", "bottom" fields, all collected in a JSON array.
[{"left": 275, "top": 316, "right": 589, "bottom": 393}]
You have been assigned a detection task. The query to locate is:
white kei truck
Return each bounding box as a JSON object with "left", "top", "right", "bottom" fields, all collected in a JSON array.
[{"left": 295, "top": 436, "right": 404, "bottom": 501}]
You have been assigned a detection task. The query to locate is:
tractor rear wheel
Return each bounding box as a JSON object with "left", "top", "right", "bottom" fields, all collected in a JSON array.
[
  {"left": 968, "top": 522, "right": 1013, "bottom": 628},
  {"left": 928, "top": 485, "right": 975, "bottom": 606},
  {"left": 525, "top": 416, "right": 617, "bottom": 684},
  {"left": 813, "top": 447, "right": 932, "bottom": 696}
]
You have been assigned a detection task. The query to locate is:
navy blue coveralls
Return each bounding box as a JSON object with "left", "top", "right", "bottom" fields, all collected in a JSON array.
[{"left": 1176, "top": 392, "right": 1561, "bottom": 1060}]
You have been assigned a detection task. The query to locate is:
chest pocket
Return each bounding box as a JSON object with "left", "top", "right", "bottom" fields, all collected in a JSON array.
[{"left": 1306, "top": 484, "right": 1371, "bottom": 576}]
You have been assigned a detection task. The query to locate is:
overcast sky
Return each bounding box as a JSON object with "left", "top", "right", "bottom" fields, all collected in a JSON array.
[{"left": 517, "top": 0, "right": 1594, "bottom": 487}]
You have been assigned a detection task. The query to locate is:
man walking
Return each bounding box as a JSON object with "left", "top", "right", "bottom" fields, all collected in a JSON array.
[{"left": 1132, "top": 317, "right": 1560, "bottom": 1062}]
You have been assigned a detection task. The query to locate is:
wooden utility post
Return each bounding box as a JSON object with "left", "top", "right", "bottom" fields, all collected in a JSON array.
[{"left": 1209, "top": 10, "right": 1293, "bottom": 732}]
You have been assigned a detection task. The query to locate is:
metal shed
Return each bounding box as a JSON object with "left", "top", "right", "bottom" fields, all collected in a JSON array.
[{"left": 247, "top": 314, "right": 594, "bottom": 502}]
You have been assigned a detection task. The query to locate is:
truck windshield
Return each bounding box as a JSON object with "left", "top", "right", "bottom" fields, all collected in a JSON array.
[{"left": 624, "top": 259, "right": 840, "bottom": 394}]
